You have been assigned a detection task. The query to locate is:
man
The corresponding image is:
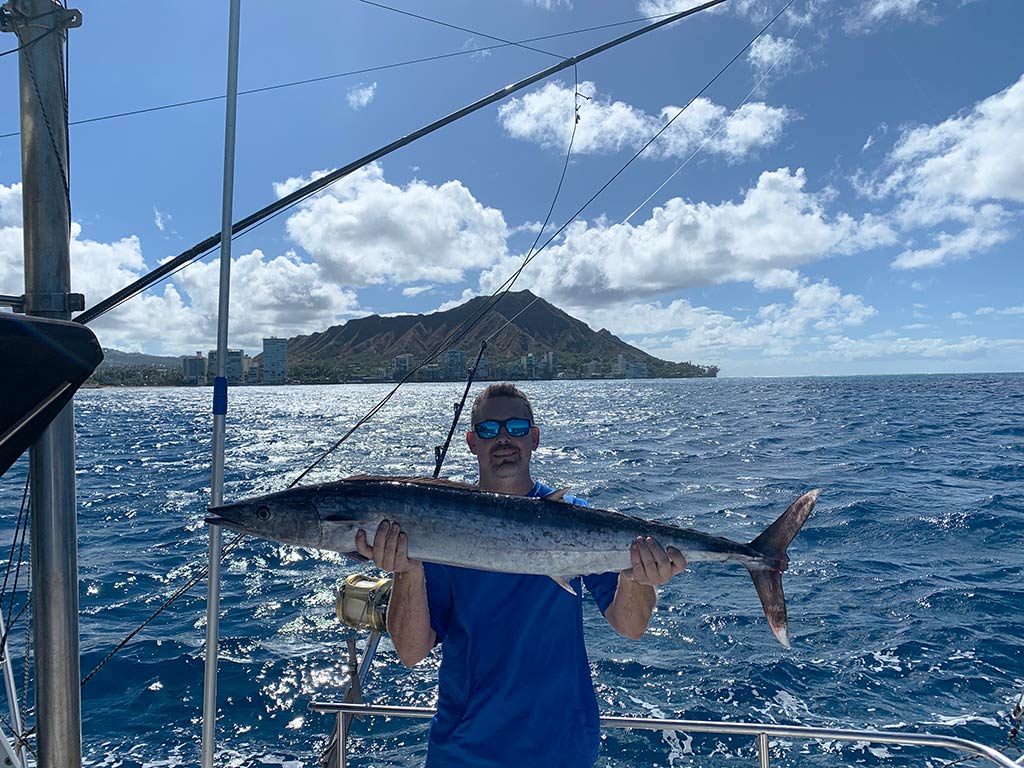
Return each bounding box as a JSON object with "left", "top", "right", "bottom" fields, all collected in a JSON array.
[{"left": 355, "top": 382, "right": 686, "bottom": 767}]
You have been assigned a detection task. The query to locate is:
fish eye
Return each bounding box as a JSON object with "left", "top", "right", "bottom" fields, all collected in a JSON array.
[{"left": 256, "top": 505, "right": 271, "bottom": 521}]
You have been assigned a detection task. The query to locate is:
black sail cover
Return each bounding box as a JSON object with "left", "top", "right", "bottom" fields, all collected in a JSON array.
[{"left": 0, "top": 312, "right": 103, "bottom": 478}]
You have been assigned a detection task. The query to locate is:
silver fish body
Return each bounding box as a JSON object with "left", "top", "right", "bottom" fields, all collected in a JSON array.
[{"left": 208, "top": 475, "right": 819, "bottom": 646}]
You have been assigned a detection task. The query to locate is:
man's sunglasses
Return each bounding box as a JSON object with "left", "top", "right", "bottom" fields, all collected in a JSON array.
[{"left": 473, "top": 418, "right": 532, "bottom": 439}]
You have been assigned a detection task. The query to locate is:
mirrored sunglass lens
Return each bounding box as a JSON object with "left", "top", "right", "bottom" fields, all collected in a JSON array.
[
  {"left": 506, "top": 419, "right": 531, "bottom": 436},
  {"left": 475, "top": 421, "right": 500, "bottom": 438}
]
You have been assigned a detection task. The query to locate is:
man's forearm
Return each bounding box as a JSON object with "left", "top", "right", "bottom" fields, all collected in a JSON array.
[
  {"left": 385, "top": 565, "right": 436, "bottom": 666},
  {"left": 605, "top": 573, "right": 657, "bottom": 640}
]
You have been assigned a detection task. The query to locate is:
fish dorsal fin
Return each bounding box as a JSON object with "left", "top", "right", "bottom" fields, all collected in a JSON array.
[
  {"left": 550, "top": 576, "right": 579, "bottom": 596},
  {"left": 543, "top": 488, "right": 569, "bottom": 502},
  {"left": 343, "top": 474, "right": 478, "bottom": 491}
]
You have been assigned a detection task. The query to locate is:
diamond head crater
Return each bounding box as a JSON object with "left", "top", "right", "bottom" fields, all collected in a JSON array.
[{"left": 89, "top": 291, "right": 718, "bottom": 386}]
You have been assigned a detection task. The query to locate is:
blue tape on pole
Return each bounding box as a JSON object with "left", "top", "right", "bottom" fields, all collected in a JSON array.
[{"left": 213, "top": 377, "right": 228, "bottom": 415}]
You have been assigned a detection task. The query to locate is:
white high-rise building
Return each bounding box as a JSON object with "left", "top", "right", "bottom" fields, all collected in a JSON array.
[
  {"left": 208, "top": 349, "right": 245, "bottom": 385},
  {"left": 181, "top": 352, "right": 207, "bottom": 386},
  {"left": 263, "top": 338, "right": 288, "bottom": 385}
]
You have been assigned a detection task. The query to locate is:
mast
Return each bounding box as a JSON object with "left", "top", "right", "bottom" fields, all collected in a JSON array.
[
  {"left": 202, "top": 1, "right": 242, "bottom": 765},
  {"left": 2, "top": 0, "right": 83, "bottom": 765}
]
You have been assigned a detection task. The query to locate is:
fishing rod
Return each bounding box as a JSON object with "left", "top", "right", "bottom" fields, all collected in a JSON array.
[{"left": 74, "top": 0, "right": 729, "bottom": 326}]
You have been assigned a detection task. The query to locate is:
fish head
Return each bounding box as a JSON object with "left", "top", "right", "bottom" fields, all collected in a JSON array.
[{"left": 207, "top": 486, "right": 322, "bottom": 549}]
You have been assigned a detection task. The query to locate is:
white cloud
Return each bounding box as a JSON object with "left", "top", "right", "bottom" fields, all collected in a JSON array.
[
  {"left": 0, "top": 185, "right": 360, "bottom": 354},
  {"left": 153, "top": 206, "right": 168, "bottom": 232},
  {"left": 478, "top": 167, "right": 895, "bottom": 306},
  {"left": 497, "top": 80, "right": 792, "bottom": 162},
  {"left": 402, "top": 285, "right": 434, "bottom": 297},
  {"left": 889, "top": 76, "right": 1024, "bottom": 206},
  {"left": 346, "top": 82, "right": 377, "bottom": 110},
  {"left": 976, "top": 305, "right": 1024, "bottom": 316},
  {"left": 820, "top": 333, "right": 992, "bottom": 362},
  {"left": 524, "top": 0, "right": 572, "bottom": 8},
  {"left": 433, "top": 288, "right": 479, "bottom": 314},
  {"left": 845, "top": 0, "right": 935, "bottom": 34},
  {"left": 857, "top": 74, "right": 1024, "bottom": 269},
  {"left": 747, "top": 34, "right": 800, "bottom": 82},
  {"left": 950, "top": 311, "right": 968, "bottom": 322},
  {"left": 281, "top": 163, "right": 509, "bottom": 287},
  {"left": 891, "top": 204, "right": 1012, "bottom": 270},
  {"left": 173, "top": 249, "right": 361, "bottom": 351},
  {"left": 0, "top": 183, "right": 22, "bottom": 227},
  {"left": 637, "top": 0, "right": 775, "bottom": 23},
  {"left": 565, "top": 277, "right": 874, "bottom": 364},
  {"left": 80, "top": 243, "right": 360, "bottom": 355},
  {"left": 0, "top": 186, "right": 24, "bottom": 291}
]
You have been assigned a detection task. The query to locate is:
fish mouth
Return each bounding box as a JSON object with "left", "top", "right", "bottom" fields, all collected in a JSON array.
[{"left": 205, "top": 511, "right": 245, "bottom": 532}]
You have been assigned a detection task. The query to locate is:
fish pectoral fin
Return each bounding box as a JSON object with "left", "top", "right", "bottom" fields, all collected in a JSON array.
[
  {"left": 550, "top": 576, "right": 579, "bottom": 596},
  {"left": 543, "top": 488, "right": 569, "bottom": 502}
]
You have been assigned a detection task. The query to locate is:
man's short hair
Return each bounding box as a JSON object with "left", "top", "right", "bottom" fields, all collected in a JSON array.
[{"left": 470, "top": 382, "right": 535, "bottom": 425}]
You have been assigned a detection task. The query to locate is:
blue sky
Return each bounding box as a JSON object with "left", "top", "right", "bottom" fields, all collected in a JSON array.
[{"left": 1, "top": 0, "right": 1021, "bottom": 376}]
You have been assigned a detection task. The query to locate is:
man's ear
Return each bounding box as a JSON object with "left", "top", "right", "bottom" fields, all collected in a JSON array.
[
  {"left": 531, "top": 426, "right": 540, "bottom": 450},
  {"left": 466, "top": 430, "right": 478, "bottom": 455}
]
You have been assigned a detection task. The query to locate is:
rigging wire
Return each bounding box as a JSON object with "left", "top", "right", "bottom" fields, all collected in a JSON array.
[
  {"left": 20, "top": 589, "right": 30, "bottom": 744},
  {"left": 288, "top": 62, "right": 586, "bottom": 487},
  {"left": 0, "top": 6, "right": 59, "bottom": 58},
  {"left": 0, "top": 474, "right": 31, "bottom": 658},
  {"left": 0, "top": 474, "right": 29, "bottom": 612},
  {"left": 62, "top": 0, "right": 70, "bottom": 202},
  {"left": 0, "top": 711, "right": 34, "bottom": 761},
  {"left": 624, "top": 8, "right": 805, "bottom": 225},
  {"left": 288, "top": 0, "right": 798, "bottom": 481},
  {"left": 356, "top": 0, "right": 565, "bottom": 60},
  {"left": 0, "top": 9, "right": 686, "bottom": 140},
  {"left": 482, "top": 0, "right": 799, "bottom": 345},
  {"left": 288, "top": 0, "right": 792, "bottom": 482},
  {"left": 0, "top": 23, "right": 56, "bottom": 58},
  {"left": 19, "top": 19, "right": 72, "bottom": 224},
  {"left": 79, "top": 532, "right": 245, "bottom": 688},
  {"left": 74, "top": 0, "right": 729, "bottom": 326}
]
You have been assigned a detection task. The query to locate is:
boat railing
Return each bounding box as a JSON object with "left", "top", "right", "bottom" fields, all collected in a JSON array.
[{"left": 310, "top": 700, "right": 1022, "bottom": 768}]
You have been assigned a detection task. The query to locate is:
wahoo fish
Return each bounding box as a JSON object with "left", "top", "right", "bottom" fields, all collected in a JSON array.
[{"left": 207, "top": 475, "right": 819, "bottom": 647}]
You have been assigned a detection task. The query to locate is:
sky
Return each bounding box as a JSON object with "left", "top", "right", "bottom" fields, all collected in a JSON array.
[{"left": 1, "top": 0, "right": 1022, "bottom": 377}]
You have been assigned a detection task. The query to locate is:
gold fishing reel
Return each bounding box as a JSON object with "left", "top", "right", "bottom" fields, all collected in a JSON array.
[{"left": 336, "top": 573, "right": 393, "bottom": 633}]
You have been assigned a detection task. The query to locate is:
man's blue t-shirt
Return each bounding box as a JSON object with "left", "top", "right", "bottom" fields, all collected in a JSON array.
[{"left": 421, "top": 482, "right": 619, "bottom": 768}]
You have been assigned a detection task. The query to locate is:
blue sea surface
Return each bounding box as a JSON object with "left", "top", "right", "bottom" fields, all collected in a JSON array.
[{"left": 1, "top": 375, "right": 1022, "bottom": 767}]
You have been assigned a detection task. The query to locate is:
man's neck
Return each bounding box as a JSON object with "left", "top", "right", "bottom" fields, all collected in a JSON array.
[{"left": 478, "top": 474, "right": 536, "bottom": 496}]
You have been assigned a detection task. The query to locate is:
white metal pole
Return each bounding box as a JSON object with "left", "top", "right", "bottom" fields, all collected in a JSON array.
[
  {"left": 201, "top": 1, "right": 242, "bottom": 766},
  {"left": 0, "top": 609, "right": 24, "bottom": 763}
]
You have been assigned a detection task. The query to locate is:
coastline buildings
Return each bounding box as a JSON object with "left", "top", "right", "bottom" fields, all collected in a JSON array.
[
  {"left": 391, "top": 353, "right": 414, "bottom": 379},
  {"left": 263, "top": 337, "right": 288, "bottom": 384},
  {"left": 612, "top": 354, "right": 648, "bottom": 378},
  {"left": 441, "top": 349, "right": 466, "bottom": 380},
  {"left": 207, "top": 349, "right": 245, "bottom": 385},
  {"left": 181, "top": 341, "right": 288, "bottom": 386},
  {"left": 181, "top": 352, "right": 207, "bottom": 386}
]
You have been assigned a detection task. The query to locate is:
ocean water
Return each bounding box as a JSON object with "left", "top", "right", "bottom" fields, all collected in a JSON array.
[{"left": 1, "top": 375, "right": 1022, "bottom": 767}]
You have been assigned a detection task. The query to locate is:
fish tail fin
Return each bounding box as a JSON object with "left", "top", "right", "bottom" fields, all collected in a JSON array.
[{"left": 743, "top": 489, "right": 820, "bottom": 648}]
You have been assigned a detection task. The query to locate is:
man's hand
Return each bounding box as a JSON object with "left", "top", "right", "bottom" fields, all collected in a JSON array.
[
  {"left": 355, "top": 520, "right": 421, "bottom": 575},
  {"left": 623, "top": 536, "right": 687, "bottom": 586},
  {"left": 356, "top": 520, "right": 433, "bottom": 666}
]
